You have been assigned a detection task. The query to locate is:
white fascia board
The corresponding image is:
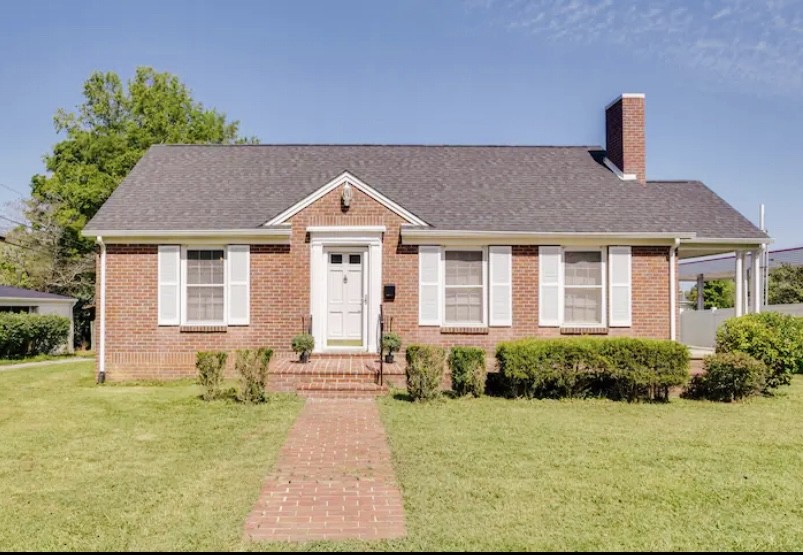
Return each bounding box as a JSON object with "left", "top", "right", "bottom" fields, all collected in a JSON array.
[
  {"left": 401, "top": 228, "right": 696, "bottom": 246},
  {"left": 605, "top": 93, "right": 646, "bottom": 111},
  {"left": 0, "top": 297, "right": 76, "bottom": 305},
  {"left": 263, "top": 171, "right": 429, "bottom": 227},
  {"left": 81, "top": 228, "right": 291, "bottom": 244},
  {"left": 680, "top": 237, "right": 773, "bottom": 246},
  {"left": 603, "top": 157, "right": 638, "bottom": 181}
]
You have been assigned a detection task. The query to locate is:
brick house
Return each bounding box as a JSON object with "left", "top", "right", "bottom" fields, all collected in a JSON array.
[{"left": 83, "top": 94, "right": 769, "bottom": 390}]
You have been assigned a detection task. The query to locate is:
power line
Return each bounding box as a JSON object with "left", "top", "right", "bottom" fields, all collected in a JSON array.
[
  {"left": 0, "top": 214, "right": 94, "bottom": 254},
  {"left": 0, "top": 237, "right": 49, "bottom": 255},
  {"left": 0, "top": 214, "right": 29, "bottom": 228},
  {"left": 0, "top": 183, "right": 26, "bottom": 197}
]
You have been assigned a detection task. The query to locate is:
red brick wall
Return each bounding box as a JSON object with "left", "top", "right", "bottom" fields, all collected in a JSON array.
[
  {"left": 605, "top": 96, "right": 646, "bottom": 183},
  {"left": 99, "top": 184, "right": 673, "bottom": 380}
]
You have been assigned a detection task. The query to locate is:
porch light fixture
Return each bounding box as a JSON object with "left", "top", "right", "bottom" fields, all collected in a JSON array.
[{"left": 341, "top": 182, "right": 353, "bottom": 208}]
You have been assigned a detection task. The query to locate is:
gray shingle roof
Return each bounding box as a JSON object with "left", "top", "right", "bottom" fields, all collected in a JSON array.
[
  {"left": 0, "top": 286, "right": 75, "bottom": 301},
  {"left": 84, "top": 145, "right": 766, "bottom": 239}
]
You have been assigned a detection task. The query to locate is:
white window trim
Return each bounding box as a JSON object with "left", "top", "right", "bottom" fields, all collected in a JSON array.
[
  {"left": 442, "top": 247, "right": 488, "bottom": 328},
  {"left": 561, "top": 246, "right": 607, "bottom": 328},
  {"left": 181, "top": 245, "right": 228, "bottom": 326}
]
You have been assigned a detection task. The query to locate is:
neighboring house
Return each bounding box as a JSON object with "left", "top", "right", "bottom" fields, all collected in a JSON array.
[
  {"left": 0, "top": 285, "right": 77, "bottom": 353},
  {"left": 83, "top": 93, "right": 769, "bottom": 382}
]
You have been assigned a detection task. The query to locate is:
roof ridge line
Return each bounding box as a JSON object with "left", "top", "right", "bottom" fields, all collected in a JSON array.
[{"left": 151, "top": 143, "right": 603, "bottom": 149}]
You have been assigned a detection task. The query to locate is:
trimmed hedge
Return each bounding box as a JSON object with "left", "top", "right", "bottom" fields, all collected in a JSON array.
[
  {"left": 496, "top": 338, "right": 689, "bottom": 402},
  {"left": 235, "top": 348, "right": 273, "bottom": 403},
  {"left": 449, "top": 346, "right": 487, "bottom": 397},
  {"left": 196, "top": 351, "right": 228, "bottom": 401},
  {"left": 405, "top": 344, "right": 446, "bottom": 402},
  {"left": 716, "top": 312, "right": 803, "bottom": 390},
  {"left": 0, "top": 313, "right": 71, "bottom": 359},
  {"left": 684, "top": 352, "right": 768, "bottom": 402}
]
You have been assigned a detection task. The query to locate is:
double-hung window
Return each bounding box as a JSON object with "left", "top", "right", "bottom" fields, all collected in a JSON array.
[
  {"left": 185, "top": 249, "right": 225, "bottom": 324},
  {"left": 444, "top": 250, "right": 485, "bottom": 326},
  {"left": 540, "top": 246, "right": 621, "bottom": 328},
  {"left": 563, "top": 250, "right": 604, "bottom": 326}
]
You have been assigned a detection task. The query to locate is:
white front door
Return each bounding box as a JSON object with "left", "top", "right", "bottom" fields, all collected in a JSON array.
[{"left": 327, "top": 252, "right": 365, "bottom": 348}]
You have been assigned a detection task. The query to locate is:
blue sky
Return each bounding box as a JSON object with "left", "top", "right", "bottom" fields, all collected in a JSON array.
[{"left": 1, "top": 0, "right": 801, "bottom": 247}]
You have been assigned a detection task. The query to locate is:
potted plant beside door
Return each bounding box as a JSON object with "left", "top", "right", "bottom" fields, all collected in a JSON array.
[
  {"left": 292, "top": 333, "right": 315, "bottom": 363},
  {"left": 382, "top": 332, "right": 402, "bottom": 364}
]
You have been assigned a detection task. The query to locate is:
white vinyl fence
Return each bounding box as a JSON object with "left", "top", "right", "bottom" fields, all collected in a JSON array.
[{"left": 680, "top": 303, "right": 803, "bottom": 348}]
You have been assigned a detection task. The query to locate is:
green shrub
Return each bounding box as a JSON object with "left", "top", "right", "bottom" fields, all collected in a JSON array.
[
  {"left": 0, "top": 313, "right": 71, "bottom": 359},
  {"left": 599, "top": 338, "right": 690, "bottom": 401},
  {"left": 496, "top": 338, "right": 689, "bottom": 402},
  {"left": 196, "top": 351, "right": 228, "bottom": 401},
  {"left": 405, "top": 344, "right": 446, "bottom": 402},
  {"left": 449, "top": 346, "right": 487, "bottom": 397},
  {"left": 291, "top": 333, "right": 314, "bottom": 358},
  {"left": 684, "top": 352, "right": 768, "bottom": 402},
  {"left": 716, "top": 312, "right": 803, "bottom": 390},
  {"left": 235, "top": 348, "right": 273, "bottom": 403},
  {"left": 382, "top": 332, "right": 402, "bottom": 356}
]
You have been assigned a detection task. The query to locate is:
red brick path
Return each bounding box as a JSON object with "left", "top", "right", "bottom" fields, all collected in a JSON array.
[{"left": 245, "top": 399, "right": 406, "bottom": 542}]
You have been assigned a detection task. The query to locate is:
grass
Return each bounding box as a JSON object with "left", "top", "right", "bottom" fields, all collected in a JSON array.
[
  {"left": 0, "top": 361, "right": 303, "bottom": 551},
  {"left": 375, "top": 385, "right": 803, "bottom": 551},
  {"left": 0, "top": 351, "right": 93, "bottom": 366},
  {"left": 2, "top": 361, "right": 802, "bottom": 551}
]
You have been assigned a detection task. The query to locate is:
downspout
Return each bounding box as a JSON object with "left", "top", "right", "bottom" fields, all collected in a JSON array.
[
  {"left": 669, "top": 238, "right": 680, "bottom": 341},
  {"left": 97, "top": 236, "right": 107, "bottom": 384}
]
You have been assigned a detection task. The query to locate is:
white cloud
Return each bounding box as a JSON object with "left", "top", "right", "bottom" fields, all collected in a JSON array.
[
  {"left": 473, "top": 0, "right": 803, "bottom": 97},
  {"left": 712, "top": 7, "right": 732, "bottom": 20}
]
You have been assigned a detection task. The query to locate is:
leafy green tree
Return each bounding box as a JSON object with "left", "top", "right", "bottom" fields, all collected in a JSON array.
[
  {"left": 31, "top": 67, "right": 255, "bottom": 238},
  {"left": 768, "top": 263, "right": 803, "bottom": 305},
  {"left": 685, "top": 279, "right": 735, "bottom": 309},
  {"left": 1, "top": 67, "right": 255, "bottom": 346}
]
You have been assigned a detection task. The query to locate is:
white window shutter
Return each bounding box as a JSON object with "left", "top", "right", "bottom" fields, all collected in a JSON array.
[
  {"left": 158, "top": 245, "right": 181, "bottom": 326},
  {"left": 227, "top": 245, "right": 250, "bottom": 326},
  {"left": 609, "top": 246, "right": 632, "bottom": 327},
  {"left": 489, "top": 246, "right": 513, "bottom": 326},
  {"left": 539, "top": 246, "right": 561, "bottom": 326},
  {"left": 419, "top": 246, "right": 442, "bottom": 325}
]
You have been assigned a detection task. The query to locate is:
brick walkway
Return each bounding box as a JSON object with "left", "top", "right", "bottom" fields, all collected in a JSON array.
[{"left": 245, "top": 398, "right": 406, "bottom": 542}]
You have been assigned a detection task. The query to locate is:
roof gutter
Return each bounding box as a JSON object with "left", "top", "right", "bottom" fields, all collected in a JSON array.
[
  {"left": 679, "top": 236, "right": 773, "bottom": 245},
  {"left": 81, "top": 228, "right": 292, "bottom": 244},
  {"left": 401, "top": 228, "right": 697, "bottom": 245}
]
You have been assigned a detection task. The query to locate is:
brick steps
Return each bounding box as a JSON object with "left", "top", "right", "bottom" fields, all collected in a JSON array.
[{"left": 297, "top": 381, "right": 388, "bottom": 398}]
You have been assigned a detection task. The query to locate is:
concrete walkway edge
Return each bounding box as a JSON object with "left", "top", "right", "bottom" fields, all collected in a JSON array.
[{"left": 0, "top": 357, "right": 94, "bottom": 372}]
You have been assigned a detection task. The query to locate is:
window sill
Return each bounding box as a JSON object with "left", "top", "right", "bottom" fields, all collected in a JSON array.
[
  {"left": 180, "top": 325, "right": 228, "bottom": 333},
  {"left": 560, "top": 327, "right": 609, "bottom": 336},
  {"left": 440, "top": 326, "right": 489, "bottom": 335}
]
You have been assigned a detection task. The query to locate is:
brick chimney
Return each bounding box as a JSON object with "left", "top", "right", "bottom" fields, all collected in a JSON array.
[{"left": 605, "top": 93, "right": 646, "bottom": 183}]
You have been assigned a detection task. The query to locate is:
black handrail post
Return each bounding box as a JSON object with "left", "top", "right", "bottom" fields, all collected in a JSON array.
[{"left": 379, "top": 304, "right": 384, "bottom": 387}]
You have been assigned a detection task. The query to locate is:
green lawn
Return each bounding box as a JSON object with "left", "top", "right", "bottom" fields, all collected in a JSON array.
[
  {"left": 377, "top": 386, "right": 803, "bottom": 551},
  {"left": 1, "top": 362, "right": 802, "bottom": 551},
  {"left": 0, "top": 361, "right": 303, "bottom": 551}
]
